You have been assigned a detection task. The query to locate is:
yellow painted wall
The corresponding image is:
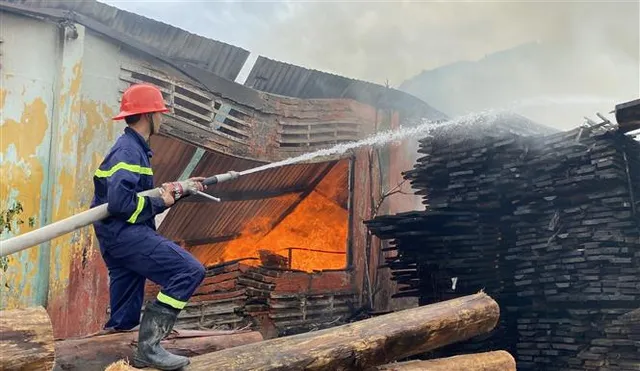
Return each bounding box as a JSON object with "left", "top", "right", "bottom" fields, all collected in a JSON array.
[{"left": 1, "top": 12, "right": 127, "bottom": 336}]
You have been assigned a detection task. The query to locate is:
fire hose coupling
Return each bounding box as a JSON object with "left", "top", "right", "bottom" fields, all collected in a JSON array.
[
  {"left": 160, "top": 171, "right": 241, "bottom": 203},
  {"left": 161, "top": 178, "right": 205, "bottom": 201}
]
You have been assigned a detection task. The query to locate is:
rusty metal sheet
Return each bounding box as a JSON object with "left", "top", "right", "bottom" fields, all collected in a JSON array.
[
  {"left": 158, "top": 151, "right": 333, "bottom": 242},
  {"left": 150, "top": 135, "right": 198, "bottom": 184},
  {"left": 245, "top": 56, "right": 447, "bottom": 120}
]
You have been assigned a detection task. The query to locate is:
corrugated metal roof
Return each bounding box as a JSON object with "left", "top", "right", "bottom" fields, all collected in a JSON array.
[
  {"left": 150, "top": 135, "right": 198, "bottom": 185},
  {"left": 159, "top": 149, "right": 335, "bottom": 242},
  {"left": 245, "top": 57, "right": 448, "bottom": 121},
  {"left": 161, "top": 194, "right": 303, "bottom": 242},
  {"left": 9, "top": 0, "right": 249, "bottom": 80}
]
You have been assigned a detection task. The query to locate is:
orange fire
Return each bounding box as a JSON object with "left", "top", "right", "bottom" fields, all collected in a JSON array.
[{"left": 212, "top": 190, "right": 348, "bottom": 272}]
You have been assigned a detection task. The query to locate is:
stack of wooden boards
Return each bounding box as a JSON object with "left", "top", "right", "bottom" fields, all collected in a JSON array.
[
  {"left": 367, "top": 123, "right": 640, "bottom": 370},
  {"left": 1, "top": 293, "right": 519, "bottom": 370},
  {"left": 144, "top": 261, "right": 356, "bottom": 337}
]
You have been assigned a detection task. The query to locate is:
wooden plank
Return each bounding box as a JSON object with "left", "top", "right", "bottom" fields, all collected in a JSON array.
[
  {"left": 374, "top": 351, "right": 516, "bottom": 371},
  {"left": 211, "top": 107, "right": 251, "bottom": 128},
  {"left": 215, "top": 120, "right": 250, "bottom": 137},
  {"left": 55, "top": 330, "right": 262, "bottom": 371},
  {"left": 174, "top": 103, "right": 213, "bottom": 123},
  {"left": 0, "top": 307, "right": 55, "bottom": 371},
  {"left": 174, "top": 91, "right": 215, "bottom": 112},
  {"left": 119, "top": 74, "right": 172, "bottom": 94}
]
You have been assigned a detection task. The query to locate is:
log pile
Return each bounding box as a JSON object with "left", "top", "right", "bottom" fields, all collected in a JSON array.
[
  {"left": 53, "top": 328, "right": 263, "bottom": 371},
  {"left": 107, "top": 292, "right": 507, "bottom": 371},
  {"left": 4, "top": 294, "right": 514, "bottom": 371},
  {"left": 145, "top": 262, "right": 357, "bottom": 337},
  {"left": 145, "top": 261, "right": 266, "bottom": 330},
  {"left": 367, "top": 122, "right": 640, "bottom": 370}
]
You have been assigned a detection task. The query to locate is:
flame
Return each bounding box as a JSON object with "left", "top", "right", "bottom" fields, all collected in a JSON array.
[{"left": 216, "top": 191, "right": 348, "bottom": 272}]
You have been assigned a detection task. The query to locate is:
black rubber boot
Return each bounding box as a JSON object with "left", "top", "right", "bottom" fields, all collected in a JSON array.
[{"left": 132, "top": 301, "right": 190, "bottom": 370}]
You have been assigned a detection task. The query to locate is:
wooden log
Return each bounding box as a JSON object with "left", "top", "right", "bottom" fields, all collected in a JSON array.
[
  {"left": 373, "top": 351, "right": 516, "bottom": 371},
  {"left": 0, "top": 306, "right": 55, "bottom": 371},
  {"left": 53, "top": 329, "right": 263, "bottom": 371},
  {"left": 172, "top": 292, "right": 498, "bottom": 370}
]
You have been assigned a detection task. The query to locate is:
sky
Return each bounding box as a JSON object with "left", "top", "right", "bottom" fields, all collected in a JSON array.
[{"left": 102, "top": 0, "right": 639, "bottom": 129}]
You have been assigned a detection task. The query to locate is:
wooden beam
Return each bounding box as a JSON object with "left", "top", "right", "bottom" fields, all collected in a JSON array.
[
  {"left": 374, "top": 351, "right": 516, "bottom": 371},
  {"left": 0, "top": 307, "right": 54, "bottom": 371},
  {"left": 54, "top": 329, "right": 263, "bottom": 371},
  {"left": 615, "top": 98, "right": 640, "bottom": 133}
]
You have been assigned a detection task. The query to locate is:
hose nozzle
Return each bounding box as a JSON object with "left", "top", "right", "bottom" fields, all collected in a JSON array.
[{"left": 203, "top": 170, "right": 241, "bottom": 186}]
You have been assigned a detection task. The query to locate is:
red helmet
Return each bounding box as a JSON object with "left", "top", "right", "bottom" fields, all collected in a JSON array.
[{"left": 113, "top": 84, "right": 169, "bottom": 120}]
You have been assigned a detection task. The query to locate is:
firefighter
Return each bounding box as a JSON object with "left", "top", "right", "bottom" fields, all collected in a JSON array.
[{"left": 91, "top": 83, "right": 206, "bottom": 370}]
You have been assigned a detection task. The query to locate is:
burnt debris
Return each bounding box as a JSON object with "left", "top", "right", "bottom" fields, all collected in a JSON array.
[{"left": 366, "top": 121, "right": 640, "bottom": 370}]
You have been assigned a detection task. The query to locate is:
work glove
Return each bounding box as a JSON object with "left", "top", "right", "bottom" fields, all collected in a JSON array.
[{"left": 161, "top": 177, "right": 206, "bottom": 202}]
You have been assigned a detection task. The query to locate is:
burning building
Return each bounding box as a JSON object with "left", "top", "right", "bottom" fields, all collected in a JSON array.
[
  {"left": 0, "top": 0, "right": 445, "bottom": 340},
  {"left": 3, "top": 2, "right": 637, "bottom": 370}
]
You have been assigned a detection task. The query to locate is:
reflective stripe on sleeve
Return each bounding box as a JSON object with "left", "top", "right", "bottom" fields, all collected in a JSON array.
[
  {"left": 95, "top": 162, "right": 153, "bottom": 178},
  {"left": 126, "top": 196, "right": 145, "bottom": 223}
]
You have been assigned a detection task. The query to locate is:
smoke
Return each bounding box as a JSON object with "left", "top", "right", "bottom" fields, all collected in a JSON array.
[
  {"left": 253, "top": 1, "right": 638, "bottom": 87},
  {"left": 104, "top": 0, "right": 638, "bottom": 128},
  {"left": 250, "top": 1, "right": 638, "bottom": 130}
]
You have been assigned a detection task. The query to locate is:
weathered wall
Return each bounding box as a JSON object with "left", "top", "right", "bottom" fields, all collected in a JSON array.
[
  {"left": 45, "top": 28, "right": 126, "bottom": 338},
  {"left": 0, "top": 12, "right": 59, "bottom": 310},
  {"left": 1, "top": 11, "right": 155, "bottom": 337}
]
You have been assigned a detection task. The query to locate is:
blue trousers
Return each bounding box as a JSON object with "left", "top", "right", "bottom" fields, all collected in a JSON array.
[{"left": 101, "top": 239, "right": 205, "bottom": 330}]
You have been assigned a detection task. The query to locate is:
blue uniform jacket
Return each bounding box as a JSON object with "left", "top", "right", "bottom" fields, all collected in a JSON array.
[{"left": 91, "top": 127, "right": 168, "bottom": 252}]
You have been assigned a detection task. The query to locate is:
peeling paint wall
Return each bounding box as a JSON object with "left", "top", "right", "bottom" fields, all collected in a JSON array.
[
  {"left": 1, "top": 12, "right": 59, "bottom": 310},
  {"left": 1, "top": 11, "right": 149, "bottom": 337}
]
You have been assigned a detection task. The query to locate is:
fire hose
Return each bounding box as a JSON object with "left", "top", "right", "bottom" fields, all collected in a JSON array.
[{"left": 0, "top": 171, "right": 241, "bottom": 257}]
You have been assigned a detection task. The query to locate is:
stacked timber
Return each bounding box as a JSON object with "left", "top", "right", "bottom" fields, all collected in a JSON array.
[
  {"left": 144, "top": 260, "right": 278, "bottom": 330},
  {"left": 580, "top": 308, "right": 640, "bottom": 370},
  {"left": 145, "top": 262, "right": 357, "bottom": 337},
  {"left": 368, "top": 122, "right": 640, "bottom": 370},
  {"left": 501, "top": 130, "right": 640, "bottom": 370},
  {"left": 268, "top": 271, "right": 356, "bottom": 336}
]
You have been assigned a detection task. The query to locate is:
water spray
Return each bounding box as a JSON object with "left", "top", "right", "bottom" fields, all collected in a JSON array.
[{"left": 0, "top": 95, "right": 620, "bottom": 257}]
